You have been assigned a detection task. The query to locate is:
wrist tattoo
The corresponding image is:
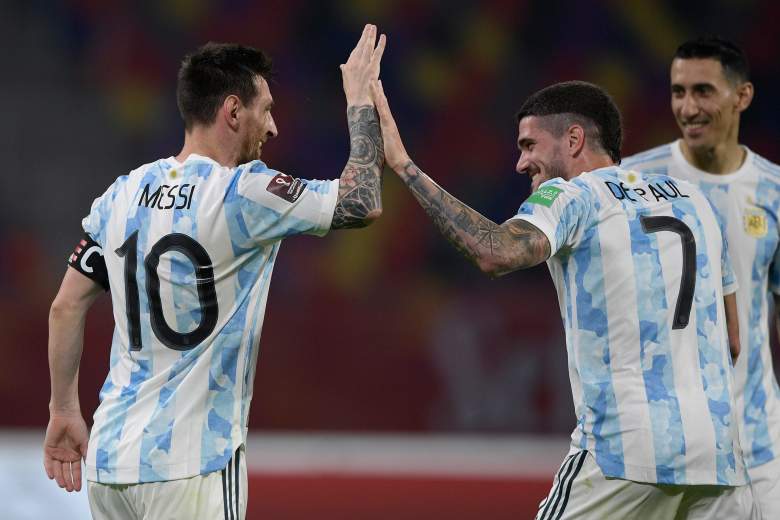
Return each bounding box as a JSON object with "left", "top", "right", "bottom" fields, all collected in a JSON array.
[{"left": 332, "top": 105, "right": 384, "bottom": 229}]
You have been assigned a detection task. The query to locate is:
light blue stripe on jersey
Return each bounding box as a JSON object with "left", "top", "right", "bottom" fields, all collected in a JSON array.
[
  {"left": 568, "top": 223, "right": 625, "bottom": 478},
  {"left": 629, "top": 212, "right": 685, "bottom": 484},
  {"left": 95, "top": 164, "right": 162, "bottom": 480},
  {"left": 672, "top": 200, "right": 737, "bottom": 484},
  {"left": 240, "top": 246, "right": 278, "bottom": 431},
  {"left": 745, "top": 172, "right": 778, "bottom": 465}
]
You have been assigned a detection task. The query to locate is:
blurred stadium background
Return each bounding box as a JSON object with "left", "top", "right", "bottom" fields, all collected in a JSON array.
[{"left": 1, "top": 0, "right": 778, "bottom": 518}]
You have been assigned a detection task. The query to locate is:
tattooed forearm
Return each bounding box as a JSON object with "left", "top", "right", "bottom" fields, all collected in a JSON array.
[
  {"left": 331, "top": 105, "right": 384, "bottom": 229},
  {"left": 399, "top": 161, "right": 550, "bottom": 275}
]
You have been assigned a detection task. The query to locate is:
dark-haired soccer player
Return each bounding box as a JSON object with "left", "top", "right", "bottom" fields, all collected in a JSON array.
[
  {"left": 623, "top": 36, "right": 780, "bottom": 518},
  {"left": 370, "top": 78, "right": 757, "bottom": 518},
  {"left": 44, "top": 25, "right": 385, "bottom": 519}
]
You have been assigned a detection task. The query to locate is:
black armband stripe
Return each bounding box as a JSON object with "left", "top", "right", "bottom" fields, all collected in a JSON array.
[{"left": 68, "top": 233, "right": 110, "bottom": 291}]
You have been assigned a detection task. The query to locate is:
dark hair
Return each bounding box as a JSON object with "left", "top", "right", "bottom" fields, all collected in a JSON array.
[
  {"left": 516, "top": 81, "right": 622, "bottom": 163},
  {"left": 674, "top": 36, "right": 749, "bottom": 83},
  {"left": 177, "top": 42, "right": 274, "bottom": 130}
]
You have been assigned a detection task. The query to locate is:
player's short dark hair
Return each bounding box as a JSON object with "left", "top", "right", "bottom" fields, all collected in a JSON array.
[
  {"left": 516, "top": 81, "right": 622, "bottom": 163},
  {"left": 177, "top": 42, "right": 274, "bottom": 131},
  {"left": 673, "top": 36, "right": 750, "bottom": 84}
]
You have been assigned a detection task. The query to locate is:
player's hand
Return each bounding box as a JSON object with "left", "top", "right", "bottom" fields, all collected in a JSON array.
[
  {"left": 340, "top": 24, "right": 386, "bottom": 106},
  {"left": 370, "top": 79, "right": 411, "bottom": 171},
  {"left": 44, "top": 412, "right": 88, "bottom": 492}
]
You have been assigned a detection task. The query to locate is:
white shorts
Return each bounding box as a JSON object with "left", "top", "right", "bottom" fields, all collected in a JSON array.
[
  {"left": 87, "top": 446, "right": 246, "bottom": 520},
  {"left": 748, "top": 454, "right": 780, "bottom": 519},
  {"left": 535, "top": 449, "right": 759, "bottom": 520}
]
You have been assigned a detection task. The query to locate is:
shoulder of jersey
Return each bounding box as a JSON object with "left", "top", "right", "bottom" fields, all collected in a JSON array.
[
  {"left": 752, "top": 152, "right": 780, "bottom": 187},
  {"left": 238, "top": 159, "right": 274, "bottom": 176},
  {"left": 620, "top": 143, "right": 674, "bottom": 170}
]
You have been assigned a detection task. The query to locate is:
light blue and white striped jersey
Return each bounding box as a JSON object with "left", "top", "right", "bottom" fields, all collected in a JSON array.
[
  {"left": 513, "top": 166, "right": 746, "bottom": 486},
  {"left": 623, "top": 140, "right": 780, "bottom": 470},
  {"left": 82, "top": 154, "right": 339, "bottom": 484}
]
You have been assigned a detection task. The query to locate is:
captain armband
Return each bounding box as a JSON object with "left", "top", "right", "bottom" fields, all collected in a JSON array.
[{"left": 67, "top": 234, "right": 109, "bottom": 291}]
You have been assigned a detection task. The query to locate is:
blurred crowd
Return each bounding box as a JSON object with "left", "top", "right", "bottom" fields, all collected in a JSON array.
[{"left": 1, "top": 0, "right": 778, "bottom": 433}]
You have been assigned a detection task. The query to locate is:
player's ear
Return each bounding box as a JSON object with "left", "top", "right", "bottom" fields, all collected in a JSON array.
[
  {"left": 735, "top": 81, "right": 754, "bottom": 113},
  {"left": 567, "top": 124, "right": 586, "bottom": 157},
  {"left": 222, "top": 95, "right": 241, "bottom": 131}
]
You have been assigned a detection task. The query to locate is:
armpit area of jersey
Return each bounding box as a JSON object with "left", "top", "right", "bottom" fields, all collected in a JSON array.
[{"left": 68, "top": 234, "right": 109, "bottom": 291}]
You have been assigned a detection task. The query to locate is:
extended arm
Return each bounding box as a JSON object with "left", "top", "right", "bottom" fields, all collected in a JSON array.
[
  {"left": 45, "top": 267, "right": 103, "bottom": 492},
  {"left": 369, "top": 79, "right": 549, "bottom": 275},
  {"left": 724, "top": 292, "right": 740, "bottom": 363},
  {"left": 331, "top": 24, "right": 386, "bottom": 229},
  {"left": 394, "top": 162, "right": 549, "bottom": 275}
]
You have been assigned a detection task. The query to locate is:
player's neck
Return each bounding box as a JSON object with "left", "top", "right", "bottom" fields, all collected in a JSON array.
[
  {"left": 177, "top": 127, "right": 241, "bottom": 168},
  {"left": 680, "top": 139, "right": 745, "bottom": 175},
  {"left": 571, "top": 153, "right": 614, "bottom": 179}
]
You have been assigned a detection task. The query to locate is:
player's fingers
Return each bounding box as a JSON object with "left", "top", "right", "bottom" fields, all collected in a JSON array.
[
  {"left": 369, "top": 34, "right": 386, "bottom": 71},
  {"left": 71, "top": 459, "right": 83, "bottom": 492},
  {"left": 44, "top": 455, "right": 54, "bottom": 480},
  {"left": 346, "top": 25, "right": 369, "bottom": 63},
  {"left": 357, "top": 24, "right": 375, "bottom": 62},
  {"left": 370, "top": 80, "right": 393, "bottom": 123},
  {"left": 351, "top": 24, "right": 371, "bottom": 62},
  {"left": 51, "top": 460, "right": 67, "bottom": 489}
]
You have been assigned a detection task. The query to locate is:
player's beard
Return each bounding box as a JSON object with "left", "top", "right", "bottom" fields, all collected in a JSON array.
[
  {"left": 533, "top": 153, "right": 568, "bottom": 191},
  {"left": 238, "top": 138, "right": 262, "bottom": 165}
]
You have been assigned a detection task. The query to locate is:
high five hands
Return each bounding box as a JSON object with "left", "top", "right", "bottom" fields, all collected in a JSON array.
[{"left": 341, "top": 24, "right": 386, "bottom": 107}]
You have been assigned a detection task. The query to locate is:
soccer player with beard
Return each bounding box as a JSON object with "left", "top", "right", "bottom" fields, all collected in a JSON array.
[
  {"left": 371, "top": 78, "right": 757, "bottom": 518},
  {"left": 44, "top": 24, "right": 385, "bottom": 520},
  {"left": 623, "top": 37, "right": 780, "bottom": 518}
]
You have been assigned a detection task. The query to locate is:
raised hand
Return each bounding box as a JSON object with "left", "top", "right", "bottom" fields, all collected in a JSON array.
[
  {"left": 44, "top": 412, "right": 89, "bottom": 492},
  {"left": 340, "top": 24, "right": 386, "bottom": 107},
  {"left": 369, "top": 79, "right": 411, "bottom": 171}
]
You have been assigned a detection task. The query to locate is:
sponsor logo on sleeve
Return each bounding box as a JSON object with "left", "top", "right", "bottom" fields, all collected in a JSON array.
[
  {"left": 526, "top": 186, "right": 563, "bottom": 207},
  {"left": 266, "top": 173, "right": 307, "bottom": 203}
]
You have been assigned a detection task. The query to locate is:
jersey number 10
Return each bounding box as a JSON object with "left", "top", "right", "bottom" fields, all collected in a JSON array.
[{"left": 116, "top": 230, "right": 219, "bottom": 351}]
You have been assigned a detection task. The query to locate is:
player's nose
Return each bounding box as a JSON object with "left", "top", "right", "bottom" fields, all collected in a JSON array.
[
  {"left": 516, "top": 156, "right": 529, "bottom": 175},
  {"left": 679, "top": 94, "right": 700, "bottom": 119},
  {"left": 267, "top": 115, "right": 278, "bottom": 139}
]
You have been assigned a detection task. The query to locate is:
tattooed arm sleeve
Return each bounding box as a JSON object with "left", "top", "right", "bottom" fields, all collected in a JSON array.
[
  {"left": 397, "top": 161, "right": 550, "bottom": 276},
  {"left": 331, "top": 105, "right": 385, "bottom": 229}
]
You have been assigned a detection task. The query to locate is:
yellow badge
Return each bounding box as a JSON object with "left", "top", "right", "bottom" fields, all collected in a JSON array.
[
  {"left": 170, "top": 169, "right": 178, "bottom": 179},
  {"left": 743, "top": 207, "right": 768, "bottom": 238}
]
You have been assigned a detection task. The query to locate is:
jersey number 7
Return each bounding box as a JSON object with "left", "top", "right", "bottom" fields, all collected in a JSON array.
[
  {"left": 116, "top": 230, "right": 219, "bottom": 351},
  {"left": 640, "top": 215, "right": 696, "bottom": 330}
]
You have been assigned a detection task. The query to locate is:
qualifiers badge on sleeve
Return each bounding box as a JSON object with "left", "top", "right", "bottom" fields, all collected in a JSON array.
[
  {"left": 526, "top": 186, "right": 563, "bottom": 207},
  {"left": 267, "top": 173, "right": 307, "bottom": 203}
]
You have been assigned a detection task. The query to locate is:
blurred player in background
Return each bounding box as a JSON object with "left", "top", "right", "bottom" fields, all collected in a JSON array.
[
  {"left": 622, "top": 36, "right": 780, "bottom": 518},
  {"left": 44, "top": 24, "right": 385, "bottom": 520},
  {"left": 370, "top": 78, "right": 757, "bottom": 518}
]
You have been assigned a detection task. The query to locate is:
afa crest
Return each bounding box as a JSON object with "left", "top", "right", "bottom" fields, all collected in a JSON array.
[{"left": 743, "top": 207, "right": 768, "bottom": 238}]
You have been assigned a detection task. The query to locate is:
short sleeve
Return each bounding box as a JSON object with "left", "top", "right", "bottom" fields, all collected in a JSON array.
[
  {"left": 510, "top": 178, "right": 596, "bottom": 257},
  {"left": 236, "top": 161, "right": 339, "bottom": 243},
  {"left": 81, "top": 178, "right": 124, "bottom": 247}
]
